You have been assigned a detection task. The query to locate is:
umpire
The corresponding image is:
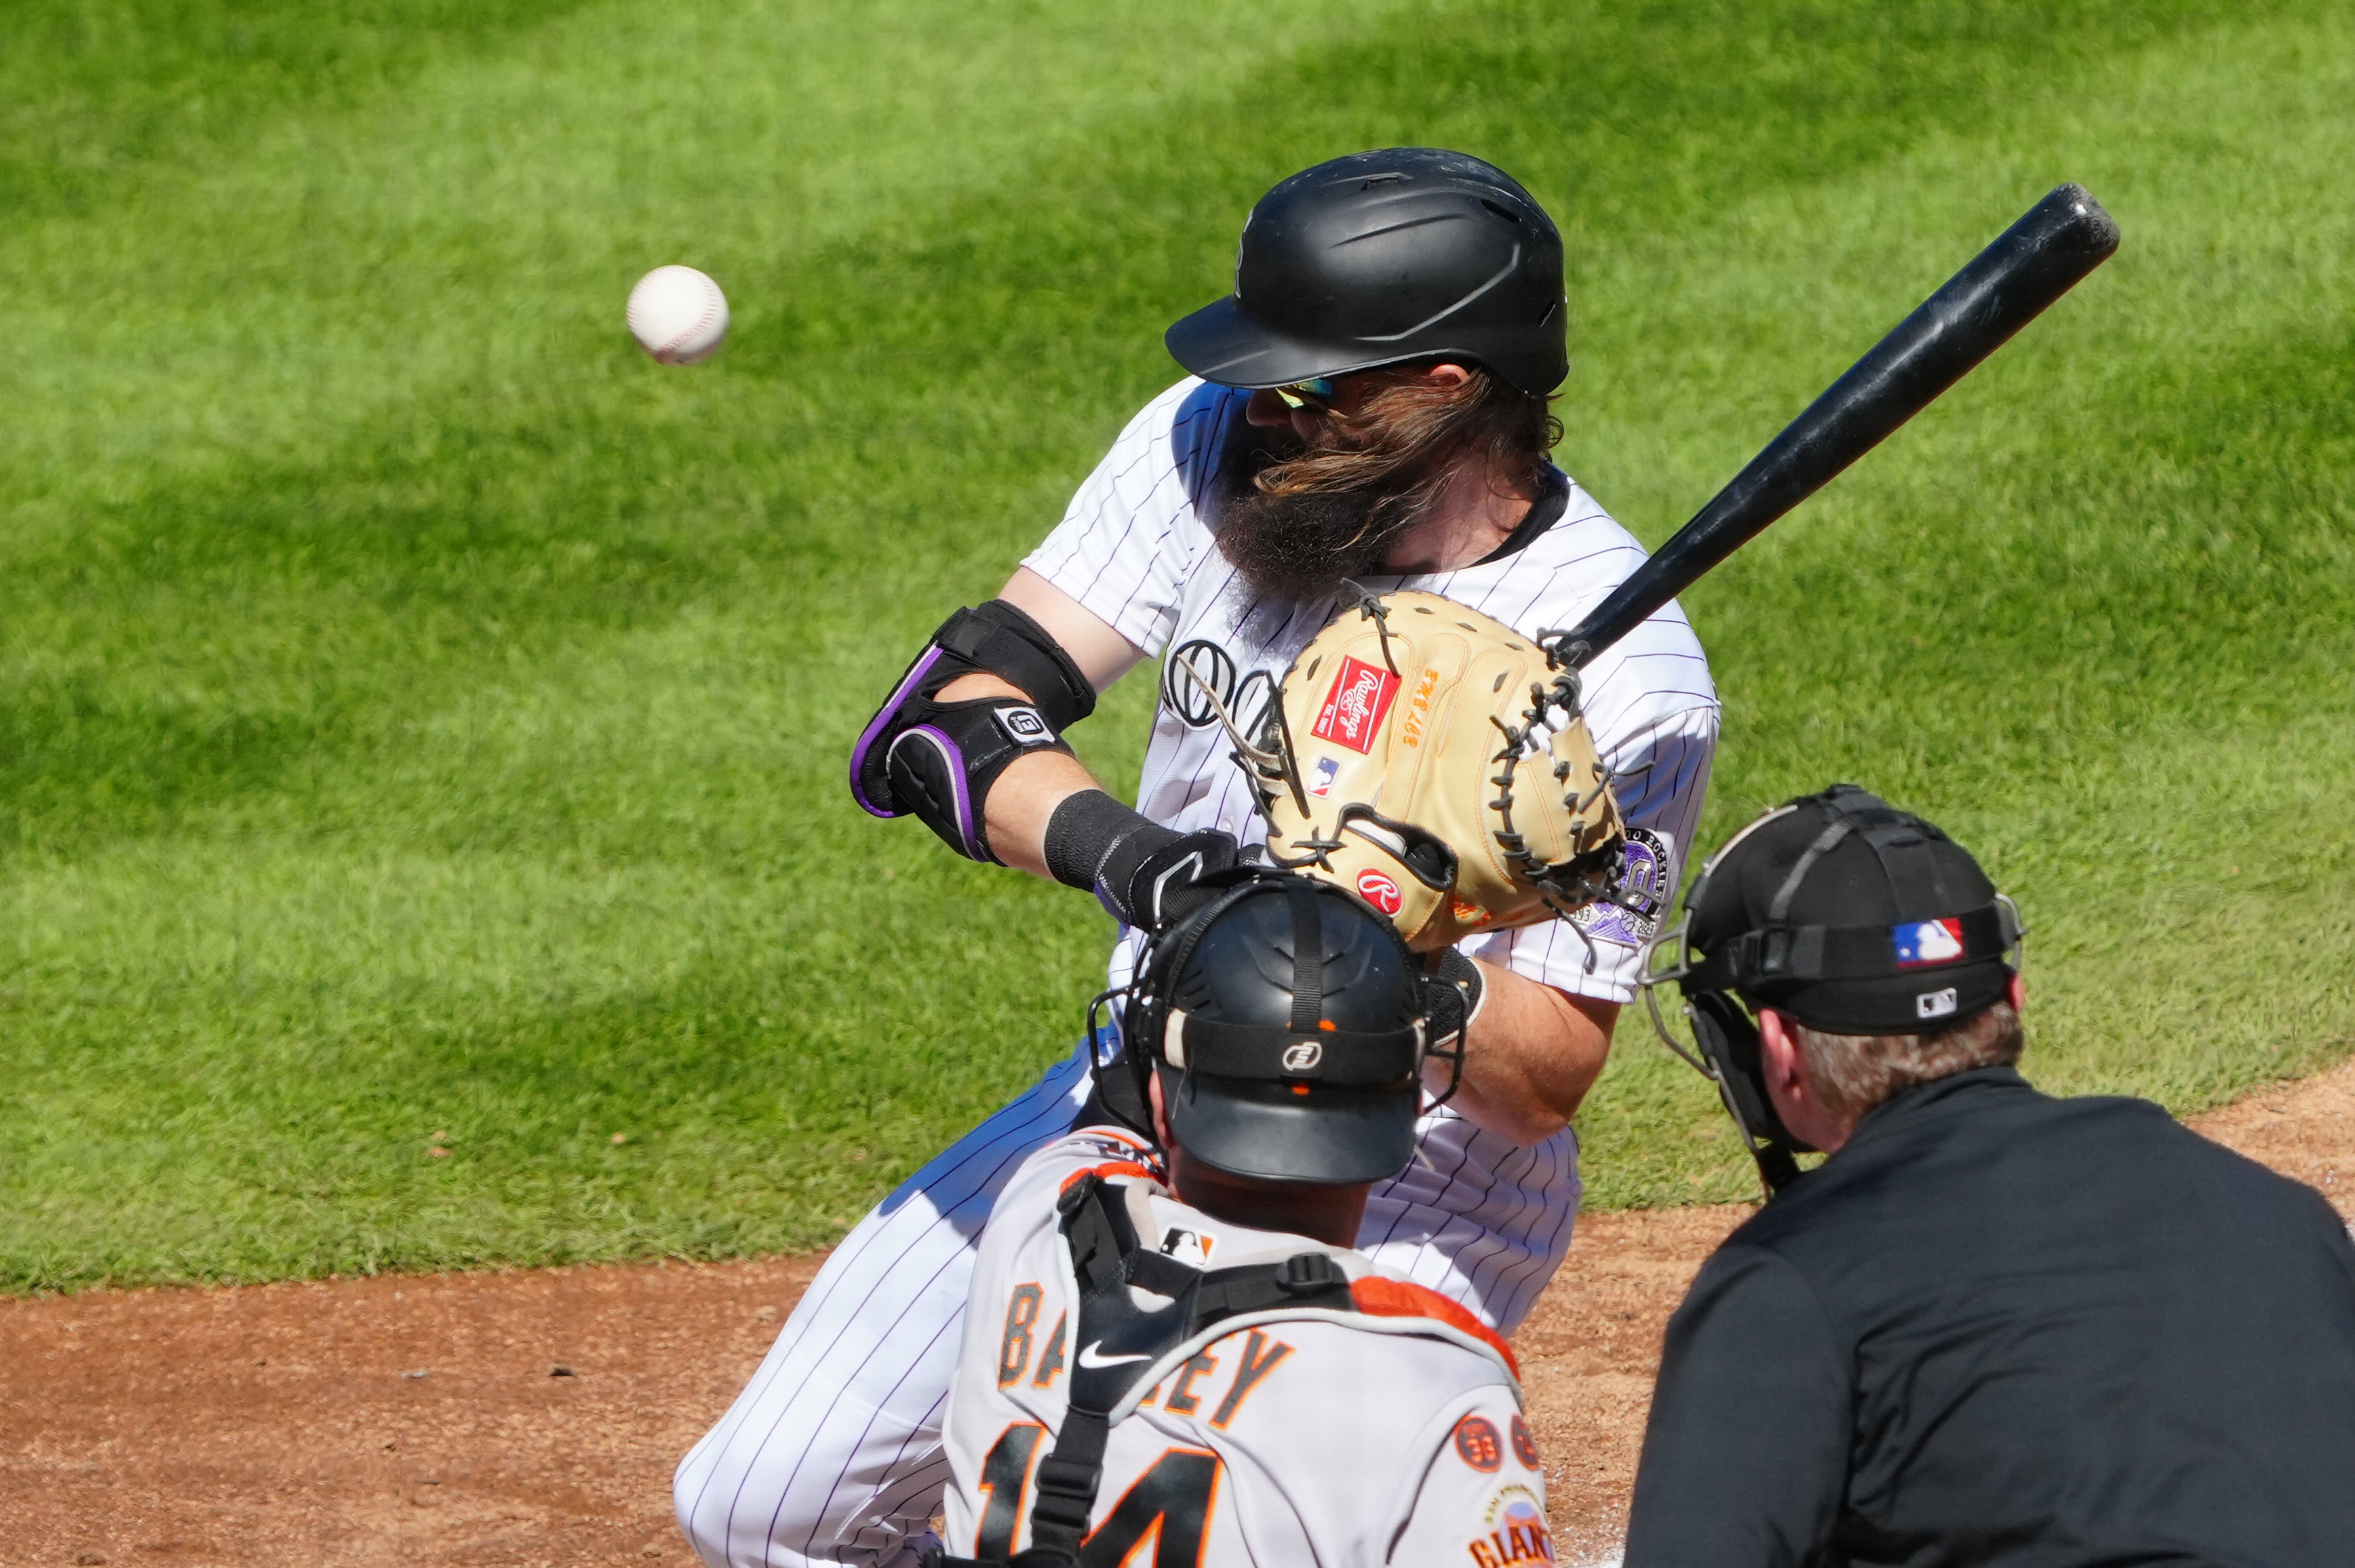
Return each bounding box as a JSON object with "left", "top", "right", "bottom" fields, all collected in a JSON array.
[{"left": 1625, "top": 784, "right": 2355, "bottom": 1568}]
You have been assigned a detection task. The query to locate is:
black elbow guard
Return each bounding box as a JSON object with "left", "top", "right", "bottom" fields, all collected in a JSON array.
[{"left": 849, "top": 599, "right": 1097, "bottom": 863}]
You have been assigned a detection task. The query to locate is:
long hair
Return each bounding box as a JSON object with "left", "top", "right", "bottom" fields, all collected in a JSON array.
[{"left": 1251, "top": 365, "right": 1562, "bottom": 545}]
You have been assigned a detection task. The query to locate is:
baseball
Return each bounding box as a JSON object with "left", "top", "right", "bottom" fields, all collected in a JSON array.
[{"left": 626, "top": 265, "right": 729, "bottom": 365}]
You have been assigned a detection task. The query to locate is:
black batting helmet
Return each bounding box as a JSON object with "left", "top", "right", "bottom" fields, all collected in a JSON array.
[
  {"left": 1165, "top": 148, "right": 1569, "bottom": 397},
  {"left": 1119, "top": 872, "right": 1428, "bottom": 1185}
]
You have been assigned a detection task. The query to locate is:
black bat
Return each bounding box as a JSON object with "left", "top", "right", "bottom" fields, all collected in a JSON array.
[{"left": 1552, "top": 183, "right": 2120, "bottom": 669}]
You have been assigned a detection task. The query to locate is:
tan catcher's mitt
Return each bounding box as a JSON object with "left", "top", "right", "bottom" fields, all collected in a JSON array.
[{"left": 1209, "top": 591, "right": 1627, "bottom": 952}]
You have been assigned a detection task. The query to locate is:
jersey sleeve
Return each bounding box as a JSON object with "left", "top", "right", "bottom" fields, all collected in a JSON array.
[
  {"left": 1021, "top": 378, "right": 1242, "bottom": 659},
  {"left": 1384, "top": 1390, "right": 1551, "bottom": 1568},
  {"left": 993, "top": 1126, "right": 1165, "bottom": 1221},
  {"left": 1460, "top": 696, "right": 1718, "bottom": 1002},
  {"left": 1622, "top": 1242, "right": 1850, "bottom": 1568}
]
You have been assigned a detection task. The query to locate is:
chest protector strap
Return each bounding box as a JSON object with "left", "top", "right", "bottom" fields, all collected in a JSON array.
[{"left": 927, "top": 1172, "right": 1355, "bottom": 1568}]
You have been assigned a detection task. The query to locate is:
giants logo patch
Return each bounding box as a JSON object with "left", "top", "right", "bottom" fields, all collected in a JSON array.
[
  {"left": 1310, "top": 656, "right": 1400, "bottom": 754},
  {"left": 1466, "top": 1483, "right": 1552, "bottom": 1567}
]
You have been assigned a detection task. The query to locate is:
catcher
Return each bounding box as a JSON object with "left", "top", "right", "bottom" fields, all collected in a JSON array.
[
  {"left": 678, "top": 147, "right": 1719, "bottom": 1568},
  {"left": 934, "top": 873, "right": 1544, "bottom": 1568}
]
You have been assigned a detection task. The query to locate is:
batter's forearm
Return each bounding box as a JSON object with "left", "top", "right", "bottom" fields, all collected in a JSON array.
[
  {"left": 1428, "top": 962, "right": 1614, "bottom": 1145},
  {"left": 945, "top": 704, "right": 1099, "bottom": 877}
]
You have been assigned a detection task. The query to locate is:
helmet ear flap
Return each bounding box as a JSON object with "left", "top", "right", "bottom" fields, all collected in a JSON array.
[{"left": 1687, "top": 992, "right": 1810, "bottom": 1193}]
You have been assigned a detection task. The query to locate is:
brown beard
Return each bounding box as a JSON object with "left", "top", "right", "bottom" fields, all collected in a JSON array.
[
  {"left": 1214, "top": 483, "right": 1406, "bottom": 602},
  {"left": 1213, "top": 427, "right": 1425, "bottom": 602}
]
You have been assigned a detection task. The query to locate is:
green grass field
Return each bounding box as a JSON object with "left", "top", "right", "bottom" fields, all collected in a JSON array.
[{"left": 3, "top": 0, "right": 2350, "bottom": 1291}]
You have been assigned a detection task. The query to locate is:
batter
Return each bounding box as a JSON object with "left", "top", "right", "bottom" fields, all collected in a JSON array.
[{"left": 678, "top": 147, "right": 1717, "bottom": 1568}]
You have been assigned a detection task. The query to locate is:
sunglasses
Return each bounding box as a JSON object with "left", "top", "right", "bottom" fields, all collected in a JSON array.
[{"left": 1268, "top": 377, "right": 1337, "bottom": 410}]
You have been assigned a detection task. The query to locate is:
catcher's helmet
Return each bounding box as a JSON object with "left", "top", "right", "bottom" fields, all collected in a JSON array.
[
  {"left": 1165, "top": 148, "right": 1568, "bottom": 397},
  {"left": 1119, "top": 872, "right": 1427, "bottom": 1185}
]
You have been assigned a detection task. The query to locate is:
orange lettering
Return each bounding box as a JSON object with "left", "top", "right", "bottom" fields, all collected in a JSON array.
[{"left": 1401, "top": 667, "right": 1440, "bottom": 747}]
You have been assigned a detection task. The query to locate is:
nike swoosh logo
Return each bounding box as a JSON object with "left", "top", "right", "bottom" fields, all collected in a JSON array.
[{"left": 1076, "top": 1341, "right": 1150, "bottom": 1369}]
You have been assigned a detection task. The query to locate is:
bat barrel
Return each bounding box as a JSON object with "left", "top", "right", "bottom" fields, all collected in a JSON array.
[{"left": 1557, "top": 184, "right": 2118, "bottom": 670}]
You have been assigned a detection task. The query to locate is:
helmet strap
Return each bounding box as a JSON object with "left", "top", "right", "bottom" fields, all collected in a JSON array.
[{"left": 1285, "top": 878, "right": 1325, "bottom": 1036}]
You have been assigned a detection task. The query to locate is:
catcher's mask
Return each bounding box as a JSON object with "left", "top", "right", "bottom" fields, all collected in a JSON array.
[
  {"left": 1095, "top": 871, "right": 1432, "bottom": 1185},
  {"left": 1165, "top": 148, "right": 1568, "bottom": 398},
  {"left": 1639, "top": 785, "right": 2025, "bottom": 1195}
]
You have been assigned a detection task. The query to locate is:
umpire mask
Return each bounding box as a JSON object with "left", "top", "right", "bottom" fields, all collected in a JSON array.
[
  {"left": 1113, "top": 871, "right": 1429, "bottom": 1185},
  {"left": 1639, "top": 785, "right": 2025, "bottom": 1195}
]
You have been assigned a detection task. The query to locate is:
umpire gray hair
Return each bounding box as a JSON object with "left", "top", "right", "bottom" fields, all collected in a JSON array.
[{"left": 1790, "top": 1002, "right": 2025, "bottom": 1130}]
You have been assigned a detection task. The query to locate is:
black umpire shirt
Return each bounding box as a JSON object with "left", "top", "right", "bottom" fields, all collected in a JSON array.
[{"left": 1624, "top": 1065, "right": 2355, "bottom": 1568}]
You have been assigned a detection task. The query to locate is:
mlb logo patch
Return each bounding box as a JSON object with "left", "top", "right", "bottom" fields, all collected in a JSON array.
[
  {"left": 1159, "top": 1228, "right": 1215, "bottom": 1268},
  {"left": 1309, "top": 756, "right": 1341, "bottom": 798},
  {"left": 1310, "top": 656, "right": 1400, "bottom": 754},
  {"left": 1916, "top": 987, "right": 1960, "bottom": 1021},
  {"left": 1893, "top": 917, "right": 1966, "bottom": 969}
]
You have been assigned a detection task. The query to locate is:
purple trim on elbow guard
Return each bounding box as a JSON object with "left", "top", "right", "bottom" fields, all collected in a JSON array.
[
  {"left": 849, "top": 644, "right": 946, "bottom": 817},
  {"left": 901, "top": 724, "right": 984, "bottom": 860}
]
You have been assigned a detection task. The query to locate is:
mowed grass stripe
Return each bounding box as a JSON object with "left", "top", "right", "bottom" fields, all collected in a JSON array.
[
  {"left": 0, "top": 0, "right": 1433, "bottom": 496},
  {"left": 1574, "top": 11, "right": 2355, "bottom": 1202},
  {"left": 1, "top": 0, "right": 2349, "bottom": 1282}
]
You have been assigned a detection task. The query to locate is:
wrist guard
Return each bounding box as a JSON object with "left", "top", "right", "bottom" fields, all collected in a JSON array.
[
  {"left": 849, "top": 600, "right": 1097, "bottom": 862},
  {"left": 1045, "top": 791, "right": 1239, "bottom": 930}
]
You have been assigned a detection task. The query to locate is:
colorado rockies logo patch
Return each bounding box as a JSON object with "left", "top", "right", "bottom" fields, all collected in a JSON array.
[
  {"left": 1572, "top": 826, "right": 1671, "bottom": 947},
  {"left": 1162, "top": 638, "right": 1276, "bottom": 737}
]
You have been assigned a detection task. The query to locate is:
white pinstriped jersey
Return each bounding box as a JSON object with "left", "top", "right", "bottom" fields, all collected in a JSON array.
[
  {"left": 941, "top": 1129, "right": 1551, "bottom": 1568},
  {"left": 671, "top": 387, "right": 1713, "bottom": 1568},
  {"left": 1024, "top": 378, "right": 1719, "bottom": 1335},
  {"left": 1024, "top": 376, "right": 1720, "bottom": 1007}
]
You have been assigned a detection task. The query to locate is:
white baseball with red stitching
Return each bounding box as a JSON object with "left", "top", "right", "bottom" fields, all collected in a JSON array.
[{"left": 625, "top": 264, "right": 729, "bottom": 365}]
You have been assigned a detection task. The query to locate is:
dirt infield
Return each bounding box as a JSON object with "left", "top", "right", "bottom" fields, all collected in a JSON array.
[{"left": 6, "top": 1063, "right": 2352, "bottom": 1567}]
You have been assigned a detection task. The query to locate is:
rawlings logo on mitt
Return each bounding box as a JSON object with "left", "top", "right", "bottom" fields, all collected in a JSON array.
[{"left": 1190, "top": 591, "right": 1626, "bottom": 952}]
